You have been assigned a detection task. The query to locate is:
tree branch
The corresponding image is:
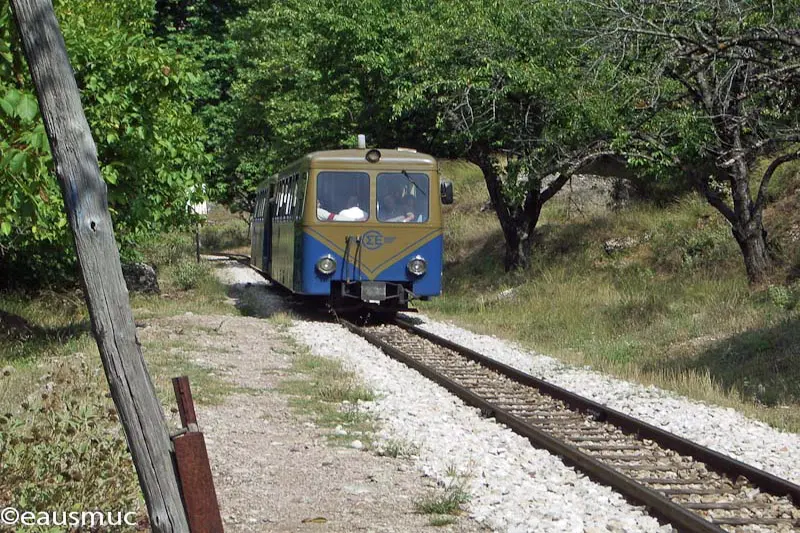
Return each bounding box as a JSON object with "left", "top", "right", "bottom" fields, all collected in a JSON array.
[
  {"left": 699, "top": 177, "right": 736, "bottom": 224},
  {"left": 754, "top": 149, "right": 800, "bottom": 213}
]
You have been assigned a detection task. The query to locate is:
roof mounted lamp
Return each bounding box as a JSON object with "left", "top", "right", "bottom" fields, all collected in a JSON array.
[{"left": 365, "top": 149, "right": 381, "bottom": 163}]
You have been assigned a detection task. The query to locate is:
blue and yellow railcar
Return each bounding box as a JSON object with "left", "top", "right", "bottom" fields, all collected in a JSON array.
[{"left": 250, "top": 147, "right": 453, "bottom": 311}]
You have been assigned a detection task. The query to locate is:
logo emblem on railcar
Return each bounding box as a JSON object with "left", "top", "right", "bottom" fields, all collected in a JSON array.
[{"left": 361, "top": 230, "right": 396, "bottom": 250}]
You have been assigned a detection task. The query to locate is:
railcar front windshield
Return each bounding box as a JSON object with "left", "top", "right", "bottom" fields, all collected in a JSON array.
[
  {"left": 377, "top": 172, "right": 429, "bottom": 223},
  {"left": 316, "top": 171, "right": 370, "bottom": 221}
]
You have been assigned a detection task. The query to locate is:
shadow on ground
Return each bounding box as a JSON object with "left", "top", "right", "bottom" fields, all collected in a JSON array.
[
  {"left": 651, "top": 317, "right": 800, "bottom": 407},
  {"left": 208, "top": 258, "right": 335, "bottom": 322},
  {"left": 0, "top": 309, "right": 90, "bottom": 361}
]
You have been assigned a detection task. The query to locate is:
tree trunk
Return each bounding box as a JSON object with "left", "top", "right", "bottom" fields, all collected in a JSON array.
[
  {"left": 729, "top": 155, "right": 771, "bottom": 284},
  {"left": 732, "top": 222, "right": 771, "bottom": 284},
  {"left": 467, "top": 146, "right": 557, "bottom": 271},
  {"left": 699, "top": 168, "right": 772, "bottom": 285},
  {"left": 504, "top": 231, "right": 524, "bottom": 270},
  {"left": 468, "top": 146, "right": 527, "bottom": 270},
  {"left": 9, "top": 2, "right": 189, "bottom": 532}
]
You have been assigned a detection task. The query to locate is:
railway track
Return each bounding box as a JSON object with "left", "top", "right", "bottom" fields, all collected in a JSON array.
[{"left": 342, "top": 318, "right": 800, "bottom": 533}]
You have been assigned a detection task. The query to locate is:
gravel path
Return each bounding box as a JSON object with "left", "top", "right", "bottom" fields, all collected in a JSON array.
[
  {"left": 209, "top": 259, "right": 799, "bottom": 532},
  {"left": 139, "top": 261, "right": 487, "bottom": 532}
]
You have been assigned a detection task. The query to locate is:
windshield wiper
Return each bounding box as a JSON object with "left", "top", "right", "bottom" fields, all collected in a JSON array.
[{"left": 401, "top": 169, "right": 427, "bottom": 197}]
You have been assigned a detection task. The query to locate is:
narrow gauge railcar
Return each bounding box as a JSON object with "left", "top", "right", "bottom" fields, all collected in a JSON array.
[{"left": 250, "top": 147, "right": 453, "bottom": 311}]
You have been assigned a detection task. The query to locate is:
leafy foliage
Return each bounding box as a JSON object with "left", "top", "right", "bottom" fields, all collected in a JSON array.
[
  {"left": 5, "top": 0, "right": 800, "bottom": 284},
  {"left": 390, "top": 0, "right": 636, "bottom": 267},
  {"left": 205, "top": 0, "right": 434, "bottom": 213},
  {"left": 153, "top": 0, "right": 249, "bottom": 212},
  {"left": 1, "top": 0, "right": 208, "bottom": 288},
  {"left": 198, "top": 0, "right": 633, "bottom": 269},
  {"left": 170, "top": 260, "right": 210, "bottom": 291}
]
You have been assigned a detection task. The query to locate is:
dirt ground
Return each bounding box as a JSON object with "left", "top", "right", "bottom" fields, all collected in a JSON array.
[{"left": 138, "top": 310, "right": 487, "bottom": 533}]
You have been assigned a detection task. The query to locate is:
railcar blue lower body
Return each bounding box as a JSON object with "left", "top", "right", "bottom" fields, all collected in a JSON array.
[
  {"left": 298, "top": 231, "right": 443, "bottom": 298},
  {"left": 260, "top": 221, "right": 443, "bottom": 310}
]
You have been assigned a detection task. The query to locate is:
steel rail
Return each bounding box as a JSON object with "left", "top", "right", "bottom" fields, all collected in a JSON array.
[
  {"left": 341, "top": 318, "right": 800, "bottom": 533},
  {"left": 202, "top": 252, "right": 252, "bottom": 265},
  {"left": 394, "top": 318, "right": 800, "bottom": 506}
]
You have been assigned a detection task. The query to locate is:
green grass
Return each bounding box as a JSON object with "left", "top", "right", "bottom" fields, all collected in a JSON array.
[
  {"left": 415, "top": 488, "right": 470, "bottom": 515},
  {"left": 141, "top": 337, "right": 248, "bottom": 407},
  {"left": 267, "top": 311, "right": 296, "bottom": 329},
  {"left": 0, "top": 294, "right": 144, "bottom": 522},
  {"left": 0, "top": 355, "right": 146, "bottom": 522},
  {"left": 414, "top": 466, "right": 471, "bottom": 518},
  {"left": 374, "top": 438, "right": 419, "bottom": 458},
  {"left": 424, "top": 161, "right": 800, "bottom": 432},
  {"left": 278, "top": 345, "right": 376, "bottom": 444}
]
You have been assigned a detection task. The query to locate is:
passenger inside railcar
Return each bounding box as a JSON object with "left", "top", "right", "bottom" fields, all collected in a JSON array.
[
  {"left": 316, "top": 172, "right": 370, "bottom": 221},
  {"left": 377, "top": 173, "right": 429, "bottom": 223}
]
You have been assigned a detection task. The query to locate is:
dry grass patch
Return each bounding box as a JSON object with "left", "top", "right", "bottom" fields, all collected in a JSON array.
[
  {"left": 415, "top": 465, "right": 472, "bottom": 524},
  {"left": 0, "top": 230, "right": 251, "bottom": 521}
]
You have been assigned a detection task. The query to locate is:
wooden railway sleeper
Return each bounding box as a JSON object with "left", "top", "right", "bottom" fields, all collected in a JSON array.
[
  {"left": 578, "top": 444, "right": 648, "bottom": 452},
  {"left": 636, "top": 478, "right": 710, "bottom": 485},
  {"left": 659, "top": 488, "right": 738, "bottom": 496},
  {"left": 711, "top": 517, "right": 799, "bottom": 526},
  {"left": 684, "top": 502, "right": 788, "bottom": 510}
]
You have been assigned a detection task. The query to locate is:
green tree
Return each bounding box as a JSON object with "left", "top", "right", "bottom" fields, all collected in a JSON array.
[
  {"left": 1, "top": 0, "right": 208, "bottom": 287},
  {"left": 153, "top": 0, "right": 249, "bottom": 212},
  {"left": 393, "top": 0, "right": 633, "bottom": 269},
  {"left": 214, "top": 0, "right": 434, "bottom": 214},
  {"left": 215, "top": 0, "right": 630, "bottom": 272},
  {"left": 586, "top": 0, "right": 800, "bottom": 283}
]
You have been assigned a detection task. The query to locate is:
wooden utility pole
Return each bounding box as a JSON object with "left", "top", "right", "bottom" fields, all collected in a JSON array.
[{"left": 8, "top": 1, "right": 189, "bottom": 532}]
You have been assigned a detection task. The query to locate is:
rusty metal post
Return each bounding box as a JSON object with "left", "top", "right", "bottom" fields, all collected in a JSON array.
[{"left": 171, "top": 377, "right": 224, "bottom": 533}]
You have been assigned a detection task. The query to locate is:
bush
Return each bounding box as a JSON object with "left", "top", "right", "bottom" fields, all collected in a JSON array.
[
  {"left": 171, "top": 260, "right": 210, "bottom": 291},
  {"left": 0, "top": 242, "right": 79, "bottom": 290},
  {"left": 767, "top": 284, "right": 791, "bottom": 309},
  {"left": 200, "top": 221, "right": 250, "bottom": 252},
  {"left": 138, "top": 232, "right": 195, "bottom": 269},
  {"left": 650, "top": 221, "right": 736, "bottom": 273}
]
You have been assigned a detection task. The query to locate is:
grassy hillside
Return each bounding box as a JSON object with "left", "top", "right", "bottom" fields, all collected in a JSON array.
[{"left": 426, "top": 160, "right": 800, "bottom": 431}]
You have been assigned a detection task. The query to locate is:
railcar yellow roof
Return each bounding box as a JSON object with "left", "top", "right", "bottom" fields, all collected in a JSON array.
[{"left": 304, "top": 149, "right": 436, "bottom": 167}]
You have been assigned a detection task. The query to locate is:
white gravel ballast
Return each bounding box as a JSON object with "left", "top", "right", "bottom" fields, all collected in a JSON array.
[
  {"left": 411, "top": 315, "right": 800, "bottom": 486},
  {"left": 290, "top": 320, "right": 671, "bottom": 533}
]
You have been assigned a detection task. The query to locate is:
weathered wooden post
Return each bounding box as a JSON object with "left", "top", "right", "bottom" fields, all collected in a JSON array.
[{"left": 8, "top": 1, "right": 189, "bottom": 531}]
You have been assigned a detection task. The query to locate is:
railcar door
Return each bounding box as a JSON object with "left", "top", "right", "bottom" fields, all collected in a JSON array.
[
  {"left": 264, "top": 184, "right": 274, "bottom": 273},
  {"left": 251, "top": 189, "right": 266, "bottom": 271}
]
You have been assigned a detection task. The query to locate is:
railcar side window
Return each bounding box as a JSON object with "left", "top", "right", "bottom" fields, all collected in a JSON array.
[
  {"left": 257, "top": 191, "right": 266, "bottom": 220},
  {"left": 274, "top": 182, "right": 284, "bottom": 220},
  {"left": 253, "top": 192, "right": 262, "bottom": 221},
  {"left": 316, "top": 171, "right": 370, "bottom": 222},
  {"left": 293, "top": 172, "right": 307, "bottom": 220},
  {"left": 281, "top": 180, "right": 290, "bottom": 219},
  {"left": 377, "top": 172, "right": 429, "bottom": 223}
]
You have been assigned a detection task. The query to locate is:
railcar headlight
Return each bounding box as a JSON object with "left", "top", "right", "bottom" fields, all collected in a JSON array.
[
  {"left": 407, "top": 256, "right": 427, "bottom": 276},
  {"left": 316, "top": 255, "right": 337, "bottom": 275}
]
